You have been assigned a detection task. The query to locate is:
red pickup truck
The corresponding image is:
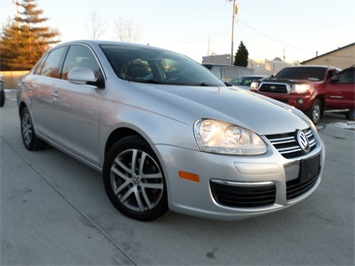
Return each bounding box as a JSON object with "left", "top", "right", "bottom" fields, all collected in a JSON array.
[{"left": 251, "top": 65, "right": 355, "bottom": 123}]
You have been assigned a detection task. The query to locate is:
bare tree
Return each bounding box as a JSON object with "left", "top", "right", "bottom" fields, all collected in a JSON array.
[
  {"left": 85, "top": 10, "right": 106, "bottom": 40},
  {"left": 114, "top": 17, "right": 142, "bottom": 42}
]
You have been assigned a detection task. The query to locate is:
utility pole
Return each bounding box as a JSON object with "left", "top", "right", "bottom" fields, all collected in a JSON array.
[{"left": 228, "top": 0, "right": 238, "bottom": 65}]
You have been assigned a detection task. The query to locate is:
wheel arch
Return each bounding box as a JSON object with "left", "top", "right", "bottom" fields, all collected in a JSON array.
[
  {"left": 18, "top": 101, "right": 28, "bottom": 117},
  {"left": 313, "top": 94, "right": 325, "bottom": 115},
  {"left": 104, "top": 127, "right": 147, "bottom": 158},
  {"left": 315, "top": 94, "right": 325, "bottom": 109}
]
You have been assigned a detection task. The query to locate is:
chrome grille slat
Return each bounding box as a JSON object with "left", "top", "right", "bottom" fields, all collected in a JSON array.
[
  {"left": 266, "top": 127, "right": 317, "bottom": 159},
  {"left": 259, "top": 82, "right": 289, "bottom": 94},
  {"left": 270, "top": 138, "right": 294, "bottom": 145},
  {"left": 278, "top": 146, "right": 302, "bottom": 153}
]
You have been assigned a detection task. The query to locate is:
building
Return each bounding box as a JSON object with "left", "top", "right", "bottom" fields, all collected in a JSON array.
[
  {"left": 202, "top": 54, "right": 291, "bottom": 76},
  {"left": 301, "top": 43, "right": 355, "bottom": 69},
  {"left": 248, "top": 58, "right": 291, "bottom": 76},
  {"left": 202, "top": 54, "right": 231, "bottom": 65}
]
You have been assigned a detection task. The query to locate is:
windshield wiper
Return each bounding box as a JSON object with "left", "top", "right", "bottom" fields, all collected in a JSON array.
[
  {"left": 128, "top": 79, "right": 165, "bottom": 84},
  {"left": 143, "top": 79, "right": 165, "bottom": 84}
]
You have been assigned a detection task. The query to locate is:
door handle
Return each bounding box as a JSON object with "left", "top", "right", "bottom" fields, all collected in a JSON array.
[
  {"left": 51, "top": 91, "right": 59, "bottom": 99},
  {"left": 28, "top": 85, "right": 34, "bottom": 94}
]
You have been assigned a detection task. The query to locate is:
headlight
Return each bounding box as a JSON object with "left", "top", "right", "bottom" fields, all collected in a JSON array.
[
  {"left": 194, "top": 119, "right": 267, "bottom": 155},
  {"left": 291, "top": 84, "right": 311, "bottom": 93},
  {"left": 250, "top": 81, "right": 259, "bottom": 91}
]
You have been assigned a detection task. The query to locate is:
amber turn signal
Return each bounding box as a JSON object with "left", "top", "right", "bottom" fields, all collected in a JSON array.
[{"left": 178, "top": 171, "right": 200, "bottom": 182}]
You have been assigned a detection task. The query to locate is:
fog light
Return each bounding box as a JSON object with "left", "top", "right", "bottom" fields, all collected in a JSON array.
[{"left": 297, "top": 99, "right": 304, "bottom": 105}]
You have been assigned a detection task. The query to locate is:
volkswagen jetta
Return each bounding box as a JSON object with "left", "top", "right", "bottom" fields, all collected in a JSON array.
[{"left": 17, "top": 40, "right": 325, "bottom": 221}]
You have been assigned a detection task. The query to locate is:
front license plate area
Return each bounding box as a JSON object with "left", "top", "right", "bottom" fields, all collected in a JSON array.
[{"left": 299, "top": 155, "right": 320, "bottom": 182}]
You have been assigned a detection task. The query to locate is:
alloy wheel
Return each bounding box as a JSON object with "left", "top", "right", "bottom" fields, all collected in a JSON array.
[
  {"left": 21, "top": 112, "right": 33, "bottom": 146},
  {"left": 110, "top": 148, "right": 164, "bottom": 212}
]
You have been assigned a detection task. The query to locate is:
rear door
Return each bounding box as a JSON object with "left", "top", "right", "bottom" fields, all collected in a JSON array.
[
  {"left": 28, "top": 46, "right": 68, "bottom": 138},
  {"left": 325, "top": 68, "right": 355, "bottom": 109}
]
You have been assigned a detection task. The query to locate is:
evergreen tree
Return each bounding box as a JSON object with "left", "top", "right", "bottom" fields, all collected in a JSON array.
[
  {"left": 234, "top": 41, "right": 249, "bottom": 67},
  {"left": 0, "top": 0, "right": 61, "bottom": 70}
]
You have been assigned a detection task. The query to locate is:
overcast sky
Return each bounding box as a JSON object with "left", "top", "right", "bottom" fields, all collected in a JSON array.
[{"left": 1, "top": 0, "right": 354, "bottom": 63}]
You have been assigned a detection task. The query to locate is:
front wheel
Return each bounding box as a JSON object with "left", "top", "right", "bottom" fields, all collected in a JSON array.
[
  {"left": 307, "top": 99, "right": 323, "bottom": 124},
  {"left": 103, "top": 135, "right": 168, "bottom": 221}
]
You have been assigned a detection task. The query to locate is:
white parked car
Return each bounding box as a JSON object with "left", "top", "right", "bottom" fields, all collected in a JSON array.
[{"left": 17, "top": 40, "right": 325, "bottom": 221}]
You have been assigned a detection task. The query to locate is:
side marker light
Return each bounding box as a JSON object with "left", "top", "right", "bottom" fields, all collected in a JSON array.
[{"left": 178, "top": 171, "right": 200, "bottom": 182}]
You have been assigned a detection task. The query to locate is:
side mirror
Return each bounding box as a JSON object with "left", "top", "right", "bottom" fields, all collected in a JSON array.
[
  {"left": 68, "top": 68, "right": 104, "bottom": 88},
  {"left": 330, "top": 75, "right": 340, "bottom": 83},
  {"left": 250, "top": 81, "right": 259, "bottom": 91}
]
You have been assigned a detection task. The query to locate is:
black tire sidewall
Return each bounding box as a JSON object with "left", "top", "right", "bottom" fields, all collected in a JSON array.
[
  {"left": 0, "top": 90, "right": 5, "bottom": 107},
  {"left": 309, "top": 99, "right": 322, "bottom": 124},
  {"left": 20, "top": 107, "right": 34, "bottom": 150},
  {"left": 20, "top": 107, "right": 46, "bottom": 150}
]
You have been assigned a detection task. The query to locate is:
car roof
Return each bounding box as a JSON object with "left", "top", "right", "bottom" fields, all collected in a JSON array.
[
  {"left": 288, "top": 65, "right": 336, "bottom": 68},
  {"left": 52, "top": 40, "right": 172, "bottom": 53}
]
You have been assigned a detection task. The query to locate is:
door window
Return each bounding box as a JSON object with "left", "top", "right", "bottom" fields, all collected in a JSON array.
[
  {"left": 33, "top": 54, "right": 48, "bottom": 75},
  {"left": 337, "top": 68, "right": 355, "bottom": 84},
  {"left": 61, "top": 45, "right": 103, "bottom": 80}
]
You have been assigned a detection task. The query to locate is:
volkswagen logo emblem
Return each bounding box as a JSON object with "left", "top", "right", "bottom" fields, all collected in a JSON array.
[{"left": 296, "top": 130, "right": 310, "bottom": 152}]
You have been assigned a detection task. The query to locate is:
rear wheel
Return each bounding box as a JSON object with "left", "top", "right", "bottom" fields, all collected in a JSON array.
[
  {"left": 20, "top": 107, "right": 46, "bottom": 150},
  {"left": 307, "top": 99, "right": 323, "bottom": 124},
  {"left": 0, "top": 90, "right": 5, "bottom": 107},
  {"left": 103, "top": 135, "right": 168, "bottom": 221}
]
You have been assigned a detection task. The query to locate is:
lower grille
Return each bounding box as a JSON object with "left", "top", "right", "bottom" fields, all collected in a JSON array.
[
  {"left": 210, "top": 180, "right": 275, "bottom": 208},
  {"left": 287, "top": 174, "right": 319, "bottom": 200}
]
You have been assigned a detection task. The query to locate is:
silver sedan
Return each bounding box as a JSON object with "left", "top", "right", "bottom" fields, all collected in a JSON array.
[{"left": 17, "top": 40, "right": 325, "bottom": 221}]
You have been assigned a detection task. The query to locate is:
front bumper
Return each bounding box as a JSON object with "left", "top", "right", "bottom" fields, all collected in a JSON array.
[{"left": 155, "top": 129, "right": 325, "bottom": 221}]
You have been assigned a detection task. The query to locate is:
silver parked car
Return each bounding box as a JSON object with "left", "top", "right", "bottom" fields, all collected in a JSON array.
[{"left": 17, "top": 40, "right": 325, "bottom": 221}]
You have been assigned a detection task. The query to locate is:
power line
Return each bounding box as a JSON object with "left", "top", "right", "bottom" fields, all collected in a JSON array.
[{"left": 238, "top": 19, "right": 315, "bottom": 54}]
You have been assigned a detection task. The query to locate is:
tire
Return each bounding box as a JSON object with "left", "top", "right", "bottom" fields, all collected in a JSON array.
[
  {"left": 345, "top": 109, "right": 355, "bottom": 120},
  {"left": 307, "top": 99, "right": 323, "bottom": 124},
  {"left": 0, "top": 90, "right": 5, "bottom": 107},
  {"left": 103, "top": 135, "right": 168, "bottom": 221},
  {"left": 20, "top": 107, "right": 47, "bottom": 150}
]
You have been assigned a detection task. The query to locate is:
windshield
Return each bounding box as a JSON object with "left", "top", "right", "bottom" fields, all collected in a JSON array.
[
  {"left": 275, "top": 67, "right": 326, "bottom": 81},
  {"left": 230, "top": 76, "right": 264, "bottom": 86},
  {"left": 100, "top": 44, "right": 225, "bottom": 87}
]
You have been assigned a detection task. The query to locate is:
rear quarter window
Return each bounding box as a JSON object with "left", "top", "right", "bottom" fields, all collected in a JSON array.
[{"left": 40, "top": 47, "right": 67, "bottom": 78}]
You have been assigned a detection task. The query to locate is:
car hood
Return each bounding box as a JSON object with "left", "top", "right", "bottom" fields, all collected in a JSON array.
[
  {"left": 262, "top": 78, "right": 323, "bottom": 85},
  {"left": 126, "top": 82, "right": 311, "bottom": 135}
]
